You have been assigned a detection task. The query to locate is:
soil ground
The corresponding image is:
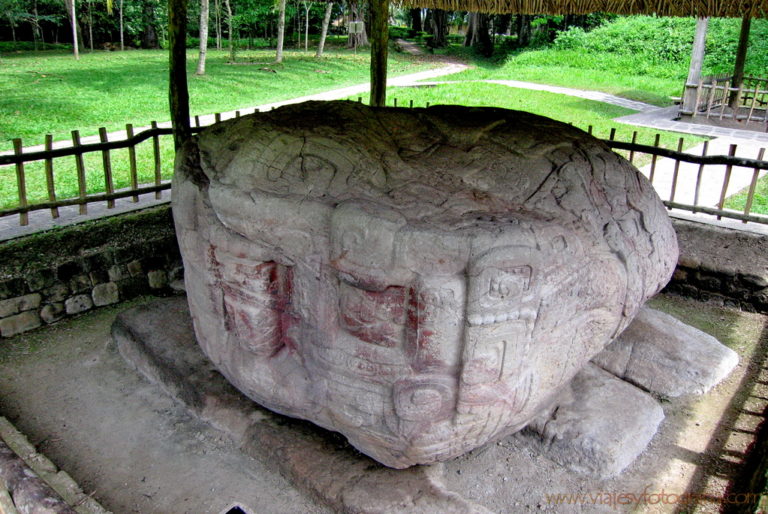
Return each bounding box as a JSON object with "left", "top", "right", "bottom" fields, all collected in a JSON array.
[{"left": 0, "top": 292, "right": 766, "bottom": 513}]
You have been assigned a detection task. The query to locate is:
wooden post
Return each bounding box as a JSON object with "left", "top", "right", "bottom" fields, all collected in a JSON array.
[
  {"left": 72, "top": 130, "right": 88, "bottom": 214},
  {"left": 126, "top": 124, "right": 139, "bottom": 202},
  {"left": 44, "top": 134, "right": 59, "bottom": 218},
  {"left": 682, "top": 17, "right": 708, "bottom": 115},
  {"left": 168, "top": 0, "right": 191, "bottom": 150},
  {"left": 12, "top": 139, "right": 28, "bottom": 226},
  {"left": 729, "top": 14, "right": 751, "bottom": 108},
  {"left": 99, "top": 127, "right": 115, "bottom": 208},
  {"left": 369, "top": 0, "right": 389, "bottom": 107},
  {"left": 152, "top": 121, "right": 163, "bottom": 199}
]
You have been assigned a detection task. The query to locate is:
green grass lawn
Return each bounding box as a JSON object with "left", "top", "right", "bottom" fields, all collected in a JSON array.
[
  {"left": 0, "top": 46, "right": 437, "bottom": 151},
  {"left": 434, "top": 46, "right": 684, "bottom": 107}
]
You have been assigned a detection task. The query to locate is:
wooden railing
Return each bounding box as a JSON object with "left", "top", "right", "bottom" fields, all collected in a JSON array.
[
  {"left": 1, "top": 111, "right": 767, "bottom": 229},
  {"left": 681, "top": 74, "right": 768, "bottom": 126}
]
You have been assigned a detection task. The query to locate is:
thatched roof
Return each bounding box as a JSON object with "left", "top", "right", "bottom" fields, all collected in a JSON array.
[{"left": 399, "top": 0, "right": 768, "bottom": 17}]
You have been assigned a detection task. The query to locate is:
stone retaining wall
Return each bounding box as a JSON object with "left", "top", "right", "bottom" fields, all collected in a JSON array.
[
  {"left": 663, "top": 218, "right": 768, "bottom": 313},
  {"left": 0, "top": 206, "right": 182, "bottom": 338},
  {"left": 0, "top": 208, "right": 765, "bottom": 340}
]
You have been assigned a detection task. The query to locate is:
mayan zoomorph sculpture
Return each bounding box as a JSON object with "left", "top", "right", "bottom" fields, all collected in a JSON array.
[{"left": 172, "top": 101, "right": 678, "bottom": 468}]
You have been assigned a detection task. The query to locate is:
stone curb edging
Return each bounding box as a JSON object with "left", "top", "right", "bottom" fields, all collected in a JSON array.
[{"left": 0, "top": 417, "right": 110, "bottom": 514}]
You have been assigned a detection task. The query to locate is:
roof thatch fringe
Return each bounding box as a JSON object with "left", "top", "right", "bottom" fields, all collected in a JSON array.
[{"left": 396, "top": 0, "right": 768, "bottom": 17}]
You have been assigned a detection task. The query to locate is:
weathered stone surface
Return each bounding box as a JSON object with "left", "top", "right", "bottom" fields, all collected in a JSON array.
[
  {"left": 592, "top": 307, "right": 738, "bottom": 397},
  {"left": 69, "top": 274, "right": 91, "bottom": 294},
  {"left": 519, "top": 363, "right": 664, "bottom": 478},
  {"left": 40, "top": 303, "right": 65, "bottom": 324},
  {"left": 92, "top": 282, "right": 119, "bottom": 307},
  {"left": 65, "top": 294, "right": 93, "bottom": 315},
  {"left": 0, "top": 311, "right": 42, "bottom": 337},
  {"left": 147, "top": 270, "right": 168, "bottom": 290},
  {"left": 172, "top": 101, "right": 678, "bottom": 468},
  {"left": 113, "top": 297, "right": 491, "bottom": 513},
  {"left": 0, "top": 293, "right": 41, "bottom": 318}
]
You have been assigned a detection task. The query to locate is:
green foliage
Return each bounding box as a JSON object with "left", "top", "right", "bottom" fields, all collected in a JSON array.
[
  {"left": 0, "top": 40, "right": 69, "bottom": 51},
  {"left": 553, "top": 16, "right": 768, "bottom": 78},
  {"left": 388, "top": 26, "right": 410, "bottom": 39}
]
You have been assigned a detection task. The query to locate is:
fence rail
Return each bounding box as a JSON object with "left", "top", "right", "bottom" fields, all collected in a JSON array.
[
  {"left": 681, "top": 74, "right": 768, "bottom": 127},
  {"left": 1, "top": 108, "right": 767, "bottom": 230}
]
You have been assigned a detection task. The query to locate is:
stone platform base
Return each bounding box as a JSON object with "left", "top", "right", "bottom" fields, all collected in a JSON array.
[{"left": 111, "top": 297, "right": 736, "bottom": 511}]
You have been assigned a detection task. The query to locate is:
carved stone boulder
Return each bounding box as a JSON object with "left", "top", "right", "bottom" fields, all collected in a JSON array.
[{"left": 172, "top": 101, "right": 678, "bottom": 468}]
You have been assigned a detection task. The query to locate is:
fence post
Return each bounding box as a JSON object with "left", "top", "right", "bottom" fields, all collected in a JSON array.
[
  {"left": 44, "top": 134, "right": 59, "bottom": 218},
  {"left": 151, "top": 121, "right": 162, "bottom": 199},
  {"left": 99, "top": 128, "right": 115, "bottom": 208},
  {"left": 693, "top": 140, "right": 709, "bottom": 212},
  {"left": 71, "top": 130, "right": 88, "bottom": 215},
  {"left": 126, "top": 124, "right": 139, "bottom": 202},
  {"left": 717, "top": 144, "right": 738, "bottom": 220},
  {"left": 669, "top": 137, "right": 685, "bottom": 203},
  {"left": 743, "top": 148, "right": 766, "bottom": 222},
  {"left": 12, "top": 139, "right": 28, "bottom": 226},
  {"left": 648, "top": 134, "right": 661, "bottom": 184}
]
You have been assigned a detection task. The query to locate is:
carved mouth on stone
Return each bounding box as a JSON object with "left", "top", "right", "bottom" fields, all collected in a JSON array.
[{"left": 467, "top": 307, "right": 537, "bottom": 326}]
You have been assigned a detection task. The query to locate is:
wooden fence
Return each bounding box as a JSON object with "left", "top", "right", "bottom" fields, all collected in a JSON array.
[
  {"left": 681, "top": 74, "right": 768, "bottom": 127},
  {"left": 1, "top": 110, "right": 767, "bottom": 229}
]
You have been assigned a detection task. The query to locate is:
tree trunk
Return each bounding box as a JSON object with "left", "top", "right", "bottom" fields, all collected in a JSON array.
[
  {"left": 369, "top": 0, "right": 388, "bottom": 106},
  {"left": 275, "top": 0, "right": 286, "bottom": 62},
  {"left": 65, "top": 0, "right": 80, "bottom": 59},
  {"left": 515, "top": 14, "right": 531, "bottom": 47},
  {"left": 427, "top": 8, "right": 447, "bottom": 48},
  {"left": 196, "top": 0, "right": 210, "bottom": 74},
  {"left": 347, "top": 0, "right": 368, "bottom": 48},
  {"left": 119, "top": 0, "right": 124, "bottom": 49},
  {"left": 304, "top": 2, "right": 310, "bottom": 52},
  {"left": 141, "top": 0, "right": 159, "bottom": 49},
  {"left": 464, "top": 12, "right": 475, "bottom": 46},
  {"left": 224, "top": 0, "right": 234, "bottom": 61},
  {"left": 409, "top": 8, "right": 421, "bottom": 33},
  {"left": 8, "top": 16, "right": 16, "bottom": 45},
  {"left": 169, "top": 0, "right": 190, "bottom": 148},
  {"left": 214, "top": 0, "right": 221, "bottom": 49},
  {"left": 498, "top": 14, "right": 511, "bottom": 36},
  {"left": 729, "top": 14, "right": 751, "bottom": 108},
  {"left": 469, "top": 12, "right": 492, "bottom": 56},
  {"left": 87, "top": 0, "right": 93, "bottom": 51},
  {"left": 316, "top": 1, "right": 332, "bottom": 57},
  {"left": 682, "top": 17, "right": 708, "bottom": 115}
]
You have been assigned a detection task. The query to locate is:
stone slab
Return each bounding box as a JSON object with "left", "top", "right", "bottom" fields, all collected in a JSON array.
[
  {"left": 112, "top": 297, "right": 492, "bottom": 514},
  {"left": 592, "top": 307, "right": 739, "bottom": 397},
  {"left": 520, "top": 363, "right": 665, "bottom": 478}
]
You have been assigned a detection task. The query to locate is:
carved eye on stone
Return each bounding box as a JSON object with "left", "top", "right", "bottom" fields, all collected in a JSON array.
[
  {"left": 486, "top": 266, "right": 531, "bottom": 301},
  {"left": 393, "top": 377, "right": 455, "bottom": 422}
]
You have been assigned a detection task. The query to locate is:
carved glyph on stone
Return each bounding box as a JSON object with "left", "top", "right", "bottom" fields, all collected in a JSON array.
[{"left": 172, "top": 101, "right": 679, "bottom": 468}]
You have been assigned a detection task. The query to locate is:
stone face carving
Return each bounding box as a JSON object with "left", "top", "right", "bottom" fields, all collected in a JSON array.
[{"left": 172, "top": 101, "right": 678, "bottom": 468}]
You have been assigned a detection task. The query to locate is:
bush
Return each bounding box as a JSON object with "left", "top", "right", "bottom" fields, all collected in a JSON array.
[
  {"left": 0, "top": 41, "right": 72, "bottom": 52},
  {"left": 389, "top": 26, "right": 411, "bottom": 39},
  {"left": 552, "top": 16, "right": 768, "bottom": 77}
]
